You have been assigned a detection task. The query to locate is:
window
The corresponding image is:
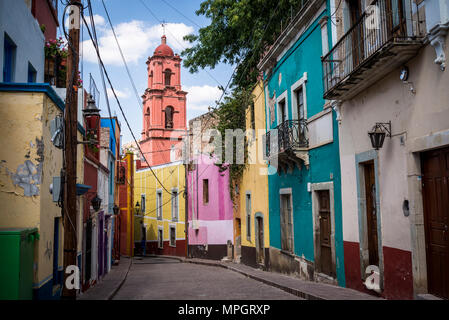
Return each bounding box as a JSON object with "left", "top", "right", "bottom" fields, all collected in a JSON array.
[
  {"left": 165, "top": 106, "right": 174, "bottom": 129},
  {"left": 156, "top": 191, "right": 162, "bottom": 219},
  {"left": 203, "top": 179, "right": 209, "bottom": 204},
  {"left": 158, "top": 228, "right": 163, "bottom": 249},
  {"left": 109, "top": 160, "right": 114, "bottom": 195},
  {"left": 118, "top": 165, "right": 125, "bottom": 184},
  {"left": 279, "top": 99, "right": 287, "bottom": 124},
  {"left": 169, "top": 226, "right": 176, "bottom": 247},
  {"left": 3, "top": 34, "right": 16, "bottom": 82},
  {"left": 141, "top": 194, "right": 146, "bottom": 214},
  {"left": 164, "top": 69, "right": 172, "bottom": 86},
  {"left": 171, "top": 190, "right": 178, "bottom": 221},
  {"left": 28, "top": 62, "right": 37, "bottom": 83},
  {"left": 280, "top": 193, "right": 293, "bottom": 253},
  {"left": 295, "top": 87, "right": 304, "bottom": 122},
  {"left": 246, "top": 193, "right": 251, "bottom": 241},
  {"left": 250, "top": 103, "right": 255, "bottom": 130}
]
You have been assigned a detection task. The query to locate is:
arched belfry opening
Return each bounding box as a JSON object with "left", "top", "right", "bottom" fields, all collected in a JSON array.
[
  {"left": 164, "top": 69, "right": 172, "bottom": 86},
  {"left": 165, "top": 106, "right": 174, "bottom": 129}
]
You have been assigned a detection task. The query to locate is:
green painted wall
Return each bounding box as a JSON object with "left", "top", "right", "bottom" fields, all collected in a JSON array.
[{"left": 265, "top": 4, "right": 345, "bottom": 286}]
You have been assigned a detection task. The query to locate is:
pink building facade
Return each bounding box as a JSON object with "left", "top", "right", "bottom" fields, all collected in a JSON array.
[{"left": 187, "top": 154, "right": 234, "bottom": 260}]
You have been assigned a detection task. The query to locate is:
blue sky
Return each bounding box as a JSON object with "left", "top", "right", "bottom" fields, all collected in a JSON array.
[{"left": 59, "top": 0, "right": 233, "bottom": 145}]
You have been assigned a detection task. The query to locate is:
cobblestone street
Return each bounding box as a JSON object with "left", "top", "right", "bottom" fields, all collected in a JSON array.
[
  {"left": 113, "top": 257, "right": 301, "bottom": 300},
  {"left": 79, "top": 256, "right": 379, "bottom": 300}
]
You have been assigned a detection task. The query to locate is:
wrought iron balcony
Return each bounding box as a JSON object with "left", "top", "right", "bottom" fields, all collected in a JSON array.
[
  {"left": 322, "top": 0, "right": 423, "bottom": 100},
  {"left": 266, "top": 120, "right": 308, "bottom": 159}
]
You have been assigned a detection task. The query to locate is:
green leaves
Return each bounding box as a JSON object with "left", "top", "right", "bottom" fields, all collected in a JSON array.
[{"left": 182, "top": 0, "right": 306, "bottom": 88}]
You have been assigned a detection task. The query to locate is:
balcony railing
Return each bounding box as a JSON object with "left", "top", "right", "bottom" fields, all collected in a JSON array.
[
  {"left": 322, "top": 0, "right": 421, "bottom": 99},
  {"left": 266, "top": 120, "right": 308, "bottom": 158}
]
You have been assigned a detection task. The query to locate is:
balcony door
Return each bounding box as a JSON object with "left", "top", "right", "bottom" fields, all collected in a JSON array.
[
  {"left": 385, "top": 0, "right": 406, "bottom": 38},
  {"left": 348, "top": 0, "right": 364, "bottom": 68}
]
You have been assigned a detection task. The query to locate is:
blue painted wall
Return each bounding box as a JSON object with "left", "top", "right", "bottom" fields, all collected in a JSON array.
[
  {"left": 101, "top": 118, "right": 118, "bottom": 214},
  {"left": 265, "top": 3, "right": 345, "bottom": 286}
]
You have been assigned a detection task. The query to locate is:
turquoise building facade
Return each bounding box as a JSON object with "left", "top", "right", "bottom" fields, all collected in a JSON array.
[{"left": 259, "top": 0, "right": 345, "bottom": 286}]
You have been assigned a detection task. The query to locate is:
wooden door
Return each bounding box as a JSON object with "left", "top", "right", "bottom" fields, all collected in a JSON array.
[
  {"left": 364, "top": 162, "right": 379, "bottom": 266},
  {"left": 422, "top": 147, "right": 449, "bottom": 299},
  {"left": 318, "top": 190, "right": 333, "bottom": 276},
  {"left": 280, "top": 194, "right": 293, "bottom": 252}
]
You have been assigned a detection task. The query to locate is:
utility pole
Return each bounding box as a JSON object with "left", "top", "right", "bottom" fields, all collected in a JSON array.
[{"left": 62, "top": 1, "right": 81, "bottom": 299}]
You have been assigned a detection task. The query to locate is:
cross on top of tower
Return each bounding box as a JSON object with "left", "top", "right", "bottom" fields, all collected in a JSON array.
[{"left": 162, "top": 20, "right": 166, "bottom": 36}]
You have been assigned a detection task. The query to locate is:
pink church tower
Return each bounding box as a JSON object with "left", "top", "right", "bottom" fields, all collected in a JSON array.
[{"left": 140, "top": 35, "right": 187, "bottom": 167}]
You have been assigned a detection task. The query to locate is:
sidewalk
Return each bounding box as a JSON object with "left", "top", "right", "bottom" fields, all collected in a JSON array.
[
  {"left": 164, "top": 256, "right": 381, "bottom": 300},
  {"left": 77, "top": 256, "right": 132, "bottom": 300}
]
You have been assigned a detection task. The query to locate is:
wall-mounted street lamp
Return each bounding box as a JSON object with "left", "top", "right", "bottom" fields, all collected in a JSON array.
[
  {"left": 368, "top": 122, "right": 392, "bottom": 150},
  {"left": 135, "top": 201, "right": 141, "bottom": 215},
  {"left": 113, "top": 204, "right": 120, "bottom": 216},
  {"left": 91, "top": 194, "right": 102, "bottom": 212},
  {"left": 83, "top": 95, "right": 101, "bottom": 131}
]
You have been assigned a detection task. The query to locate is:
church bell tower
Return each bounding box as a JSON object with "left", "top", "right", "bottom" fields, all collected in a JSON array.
[{"left": 140, "top": 35, "right": 187, "bottom": 167}]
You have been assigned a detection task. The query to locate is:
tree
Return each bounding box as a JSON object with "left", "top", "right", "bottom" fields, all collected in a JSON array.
[{"left": 182, "top": 0, "right": 307, "bottom": 89}]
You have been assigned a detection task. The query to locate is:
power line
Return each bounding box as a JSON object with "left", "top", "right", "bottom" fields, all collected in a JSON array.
[
  {"left": 101, "top": 0, "right": 143, "bottom": 111},
  {"left": 139, "top": 0, "right": 223, "bottom": 88},
  {"left": 159, "top": 0, "right": 201, "bottom": 29},
  {"left": 81, "top": 8, "right": 174, "bottom": 195},
  {"left": 86, "top": 0, "right": 117, "bottom": 144}
]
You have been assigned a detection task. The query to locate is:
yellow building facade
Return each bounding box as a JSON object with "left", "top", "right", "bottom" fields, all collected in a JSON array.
[
  {"left": 0, "top": 84, "right": 69, "bottom": 299},
  {"left": 238, "top": 81, "right": 270, "bottom": 268},
  {"left": 134, "top": 161, "right": 186, "bottom": 256}
]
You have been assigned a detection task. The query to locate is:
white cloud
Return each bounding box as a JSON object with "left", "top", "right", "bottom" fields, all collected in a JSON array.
[
  {"left": 184, "top": 85, "right": 222, "bottom": 112},
  {"left": 107, "top": 87, "right": 130, "bottom": 99},
  {"left": 81, "top": 18, "right": 194, "bottom": 66}
]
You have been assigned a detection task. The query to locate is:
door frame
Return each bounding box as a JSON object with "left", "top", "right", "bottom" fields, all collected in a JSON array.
[
  {"left": 311, "top": 182, "right": 337, "bottom": 281},
  {"left": 254, "top": 212, "right": 265, "bottom": 265},
  {"left": 355, "top": 150, "right": 384, "bottom": 289}
]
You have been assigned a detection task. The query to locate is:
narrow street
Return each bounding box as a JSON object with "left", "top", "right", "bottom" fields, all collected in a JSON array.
[
  {"left": 112, "top": 257, "right": 301, "bottom": 300},
  {"left": 79, "top": 256, "right": 380, "bottom": 300}
]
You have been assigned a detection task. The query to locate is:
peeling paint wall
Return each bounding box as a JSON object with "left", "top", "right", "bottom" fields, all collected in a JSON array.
[{"left": 0, "top": 91, "right": 63, "bottom": 294}]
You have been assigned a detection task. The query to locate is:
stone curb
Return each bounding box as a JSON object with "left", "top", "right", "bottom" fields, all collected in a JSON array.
[{"left": 107, "top": 257, "right": 133, "bottom": 300}]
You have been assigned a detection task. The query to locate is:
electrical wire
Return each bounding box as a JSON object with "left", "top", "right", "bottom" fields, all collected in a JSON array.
[
  {"left": 81, "top": 10, "right": 174, "bottom": 195},
  {"left": 101, "top": 0, "right": 143, "bottom": 111},
  {"left": 86, "top": 0, "right": 118, "bottom": 160},
  {"left": 138, "top": 0, "right": 223, "bottom": 88}
]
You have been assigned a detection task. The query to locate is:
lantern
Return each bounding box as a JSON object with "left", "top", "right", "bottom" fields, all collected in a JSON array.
[
  {"left": 91, "top": 194, "right": 102, "bottom": 212},
  {"left": 113, "top": 204, "right": 120, "bottom": 215},
  {"left": 83, "top": 95, "right": 101, "bottom": 133},
  {"left": 368, "top": 122, "right": 391, "bottom": 150}
]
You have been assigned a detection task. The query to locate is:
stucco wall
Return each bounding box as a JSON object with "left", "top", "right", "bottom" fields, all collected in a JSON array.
[
  {"left": 187, "top": 154, "right": 234, "bottom": 246},
  {"left": 0, "top": 90, "right": 63, "bottom": 291},
  {"left": 264, "top": 6, "right": 345, "bottom": 285},
  {"left": 0, "top": 0, "right": 45, "bottom": 82},
  {"left": 134, "top": 161, "right": 186, "bottom": 245},
  {"left": 340, "top": 36, "right": 449, "bottom": 250},
  {"left": 240, "top": 81, "right": 270, "bottom": 249}
]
